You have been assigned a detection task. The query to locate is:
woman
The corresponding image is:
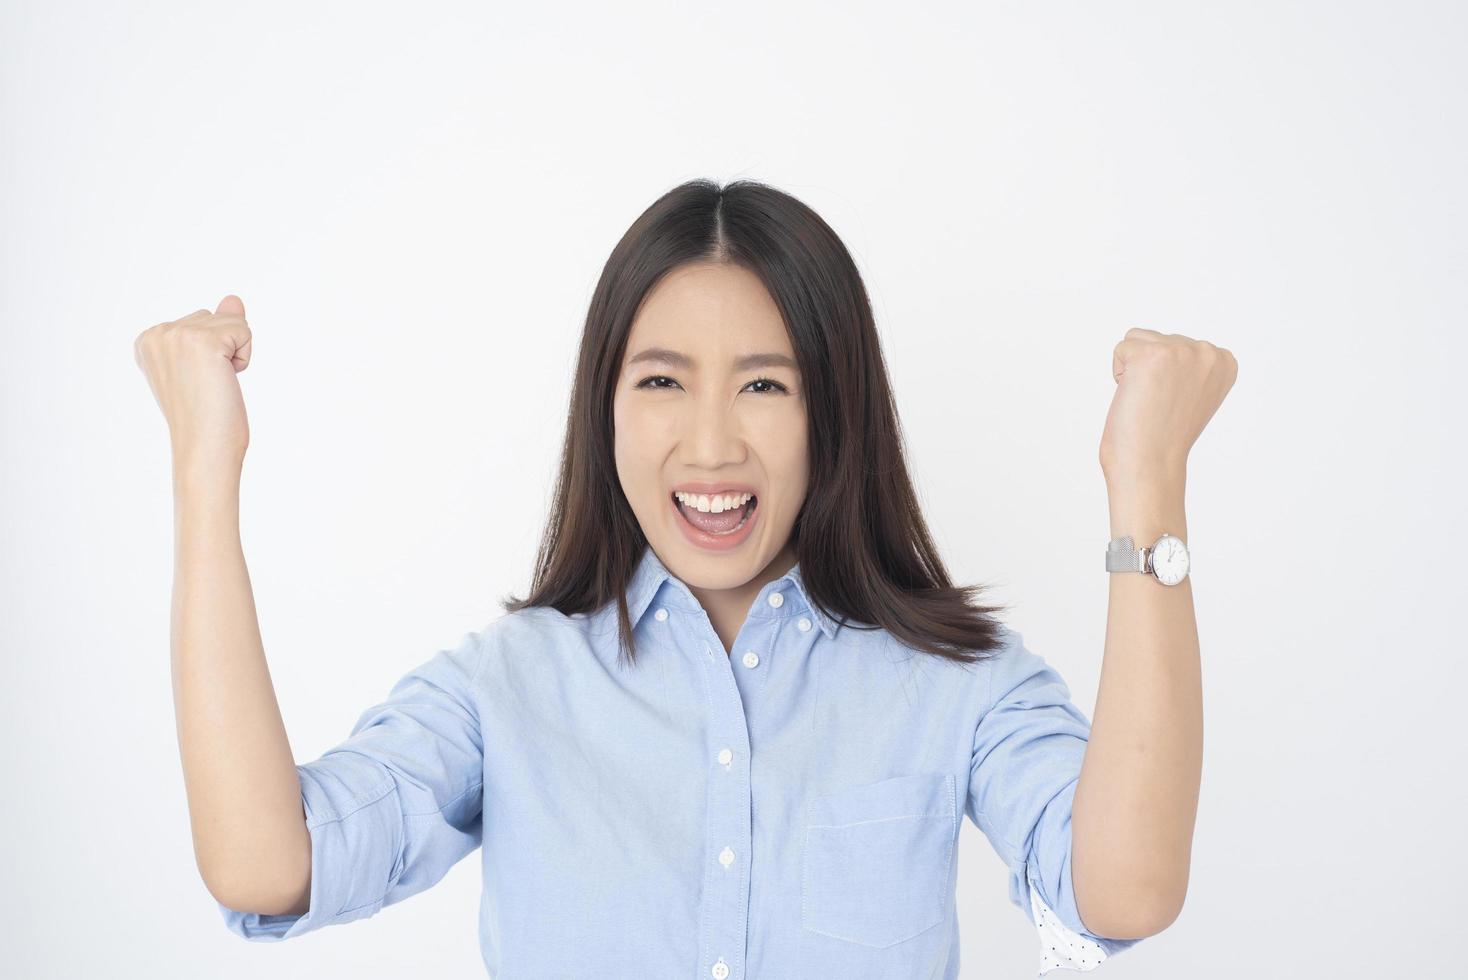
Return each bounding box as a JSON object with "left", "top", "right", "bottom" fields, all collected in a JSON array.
[{"left": 138, "top": 178, "right": 1232, "bottom": 977}]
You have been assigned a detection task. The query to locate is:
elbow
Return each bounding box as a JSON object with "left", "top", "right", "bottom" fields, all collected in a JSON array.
[
  {"left": 197, "top": 802, "right": 315, "bottom": 915},
  {"left": 1073, "top": 847, "right": 1191, "bottom": 939},
  {"left": 1080, "top": 889, "right": 1186, "bottom": 940},
  {"left": 199, "top": 851, "right": 312, "bottom": 918},
  {"left": 206, "top": 871, "right": 312, "bottom": 918},
  {"left": 1127, "top": 895, "right": 1184, "bottom": 938},
  {"left": 1132, "top": 876, "right": 1189, "bottom": 936}
]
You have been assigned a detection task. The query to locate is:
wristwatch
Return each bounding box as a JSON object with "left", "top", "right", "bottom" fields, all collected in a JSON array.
[{"left": 1106, "top": 532, "right": 1190, "bottom": 586}]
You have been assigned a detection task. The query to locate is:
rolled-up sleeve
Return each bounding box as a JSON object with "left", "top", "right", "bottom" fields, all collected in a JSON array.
[
  {"left": 966, "top": 629, "right": 1145, "bottom": 975},
  {"left": 217, "top": 629, "right": 487, "bottom": 941}
]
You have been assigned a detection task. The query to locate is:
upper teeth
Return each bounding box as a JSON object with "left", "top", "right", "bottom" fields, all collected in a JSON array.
[{"left": 675, "top": 491, "right": 753, "bottom": 513}]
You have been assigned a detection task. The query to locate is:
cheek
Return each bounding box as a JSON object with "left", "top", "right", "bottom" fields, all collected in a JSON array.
[
  {"left": 612, "top": 404, "right": 669, "bottom": 503},
  {"left": 612, "top": 398, "right": 641, "bottom": 491},
  {"left": 616, "top": 401, "right": 683, "bottom": 457},
  {"left": 749, "top": 407, "right": 806, "bottom": 455},
  {"left": 612, "top": 395, "right": 651, "bottom": 451},
  {"left": 753, "top": 432, "right": 809, "bottom": 505}
]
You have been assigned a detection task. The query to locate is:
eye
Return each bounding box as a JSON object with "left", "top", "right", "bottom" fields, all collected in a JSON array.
[
  {"left": 634, "top": 375, "right": 681, "bottom": 391},
  {"left": 633, "top": 375, "right": 790, "bottom": 394}
]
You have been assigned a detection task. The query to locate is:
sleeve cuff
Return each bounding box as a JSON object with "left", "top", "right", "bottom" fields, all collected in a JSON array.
[
  {"left": 215, "top": 763, "right": 402, "bottom": 941},
  {"left": 1013, "top": 863, "right": 1145, "bottom": 975}
]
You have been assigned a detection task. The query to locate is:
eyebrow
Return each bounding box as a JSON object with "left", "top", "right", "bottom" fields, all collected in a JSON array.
[{"left": 625, "top": 347, "right": 799, "bottom": 372}]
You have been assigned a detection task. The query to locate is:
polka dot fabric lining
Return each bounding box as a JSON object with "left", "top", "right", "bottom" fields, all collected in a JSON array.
[{"left": 1030, "top": 882, "right": 1112, "bottom": 974}]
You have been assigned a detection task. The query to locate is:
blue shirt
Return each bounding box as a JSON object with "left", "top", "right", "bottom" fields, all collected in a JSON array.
[{"left": 217, "top": 545, "right": 1146, "bottom": 977}]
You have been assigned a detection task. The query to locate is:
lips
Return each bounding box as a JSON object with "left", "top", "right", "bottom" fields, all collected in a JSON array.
[{"left": 669, "top": 486, "right": 761, "bottom": 550}]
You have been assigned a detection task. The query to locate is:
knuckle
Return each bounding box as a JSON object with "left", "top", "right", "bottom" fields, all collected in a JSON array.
[{"left": 175, "top": 322, "right": 212, "bottom": 345}]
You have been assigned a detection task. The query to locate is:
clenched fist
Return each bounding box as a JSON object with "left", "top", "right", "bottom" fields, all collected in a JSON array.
[
  {"left": 1099, "top": 326, "right": 1238, "bottom": 486},
  {"left": 135, "top": 294, "right": 254, "bottom": 466}
]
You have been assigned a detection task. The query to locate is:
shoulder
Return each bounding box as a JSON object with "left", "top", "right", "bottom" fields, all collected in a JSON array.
[
  {"left": 876, "top": 621, "right": 1021, "bottom": 676},
  {"left": 480, "top": 602, "right": 593, "bottom": 643},
  {"left": 469, "top": 603, "right": 610, "bottom": 676},
  {"left": 854, "top": 623, "right": 1014, "bottom": 718},
  {"left": 977, "top": 627, "right": 1085, "bottom": 719}
]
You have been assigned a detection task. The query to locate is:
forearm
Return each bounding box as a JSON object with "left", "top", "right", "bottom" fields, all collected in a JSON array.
[
  {"left": 171, "top": 455, "right": 310, "bottom": 911},
  {"left": 1071, "top": 471, "right": 1202, "bottom": 937}
]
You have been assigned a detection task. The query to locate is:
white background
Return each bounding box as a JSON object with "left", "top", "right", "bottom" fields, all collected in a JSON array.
[{"left": 3, "top": 1, "right": 1463, "bottom": 976}]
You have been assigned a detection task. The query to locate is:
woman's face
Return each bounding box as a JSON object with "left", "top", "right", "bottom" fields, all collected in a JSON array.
[{"left": 613, "top": 260, "right": 808, "bottom": 590}]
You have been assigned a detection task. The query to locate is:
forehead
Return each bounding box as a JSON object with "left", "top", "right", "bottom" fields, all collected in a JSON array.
[{"left": 625, "top": 262, "right": 792, "bottom": 360}]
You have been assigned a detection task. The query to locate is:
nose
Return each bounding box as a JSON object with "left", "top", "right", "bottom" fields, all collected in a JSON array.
[{"left": 680, "top": 393, "right": 747, "bottom": 470}]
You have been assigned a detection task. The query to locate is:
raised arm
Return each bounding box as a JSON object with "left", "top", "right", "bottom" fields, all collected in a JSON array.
[
  {"left": 136, "top": 295, "right": 312, "bottom": 914},
  {"left": 169, "top": 452, "right": 313, "bottom": 914}
]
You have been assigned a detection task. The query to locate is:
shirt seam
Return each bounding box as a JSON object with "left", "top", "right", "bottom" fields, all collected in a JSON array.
[
  {"left": 469, "top": 627, "right": 488, "bottom": 690},
  {"left": 402, "top": 778, "right": 484, "bottom": 819},
  {"left": 305, "top": 777, "right": 396, "bottom": 829},
  {"left": 303, "top": 634, "right": 486, "bottom": 830}
]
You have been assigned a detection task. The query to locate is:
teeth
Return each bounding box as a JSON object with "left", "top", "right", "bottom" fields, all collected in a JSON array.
[{"left": 674, "top": 490, "right": 754, "bottom": 514}]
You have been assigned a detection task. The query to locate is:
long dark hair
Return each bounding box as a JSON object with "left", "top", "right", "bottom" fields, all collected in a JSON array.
[{"left": 503, "top": 178, "right": 1009, "bottom": 669}]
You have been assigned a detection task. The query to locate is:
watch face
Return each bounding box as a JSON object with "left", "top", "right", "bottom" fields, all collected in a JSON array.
[{"left": 1150, "top": 534, "right": 1190, "bottom": 586}]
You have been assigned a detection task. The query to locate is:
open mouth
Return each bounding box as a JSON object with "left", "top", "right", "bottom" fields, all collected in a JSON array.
[{"left": 671, "top": 491, "right": 759, "bottom": 536}]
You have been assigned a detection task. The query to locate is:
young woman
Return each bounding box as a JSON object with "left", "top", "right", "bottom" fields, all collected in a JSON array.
[{"left": 138, "top": 178, "right": 1232, "bottom": 977}]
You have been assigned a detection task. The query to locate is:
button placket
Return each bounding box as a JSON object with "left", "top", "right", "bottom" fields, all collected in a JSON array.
[{"left": 692, "top": 605, "right": 750, "bottom": 980}]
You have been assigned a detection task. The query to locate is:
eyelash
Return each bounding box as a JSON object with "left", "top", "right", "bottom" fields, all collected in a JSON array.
[{"left": 634, "top": 375, "right": 790, "bottom": 395}]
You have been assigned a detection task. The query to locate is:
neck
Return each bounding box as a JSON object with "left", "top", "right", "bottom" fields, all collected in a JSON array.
[{"left": 688, "top": 543, "right": 797, "bottom": 655}]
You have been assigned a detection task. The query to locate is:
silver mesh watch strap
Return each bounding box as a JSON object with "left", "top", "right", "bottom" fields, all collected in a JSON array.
[{"left": 1105, "top": 534, "right": 1147, "bottom": 573}]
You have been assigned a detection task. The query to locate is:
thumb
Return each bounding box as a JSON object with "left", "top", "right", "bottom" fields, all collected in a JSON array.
[{"left": 215, "top": 294, "right": 246, "bottom": 318}]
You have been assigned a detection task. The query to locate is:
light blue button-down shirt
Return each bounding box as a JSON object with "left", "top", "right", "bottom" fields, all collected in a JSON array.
[{"left": 217, "top": 545, "right": 1146, "bottom": 977}]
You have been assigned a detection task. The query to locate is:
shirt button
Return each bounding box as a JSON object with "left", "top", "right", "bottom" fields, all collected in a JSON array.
[
  {"left": 797, "top": 617, "right": 812, "bottom": 632},
  {"left": 719, "top": 846, "right": 735, "bottom": 868},
  {"left": 741, "top": 651, "right": 759, "bottom": 668},
  {"left": 654, "top": 608, "right": 668, "bottom": 621},
  {"left": 712, "top": 960, "right": 730, "bottom": 979},
  {"left": 767, "top": 592, "right": 784, "bottom": 608},
  {"left": 717, "top": 748, "right": 733, "bottom": 766}
]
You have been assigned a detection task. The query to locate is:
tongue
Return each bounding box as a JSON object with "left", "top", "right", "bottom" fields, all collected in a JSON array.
[{"left": 683, "top": 500, "right": 748, "bottom": 534}]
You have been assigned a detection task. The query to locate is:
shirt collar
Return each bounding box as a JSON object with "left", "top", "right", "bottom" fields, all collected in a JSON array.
[{"left": 625, "top": 545, "right": 840, "bottom": 641}]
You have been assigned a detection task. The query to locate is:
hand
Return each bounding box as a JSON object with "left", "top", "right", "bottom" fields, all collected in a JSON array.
[
  {"left": 1099, "top": 327, "right": 1237, "bottom": 486},
  {"left": 134, "top": 294, "right": 254, "bottom": 466}
]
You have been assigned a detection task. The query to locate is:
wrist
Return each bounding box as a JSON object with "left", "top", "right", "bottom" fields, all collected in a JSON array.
[
  {"left": 172, "top": 450, "right": 244, "bottom": 500},
  {"left": 1107, "top": 474, "right": 1187, "bottom": 542}
]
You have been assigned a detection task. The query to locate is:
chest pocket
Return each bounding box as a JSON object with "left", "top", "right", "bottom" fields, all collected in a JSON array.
[{"left": 800, "top": 771, "right": 957, "bottom": 948}]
